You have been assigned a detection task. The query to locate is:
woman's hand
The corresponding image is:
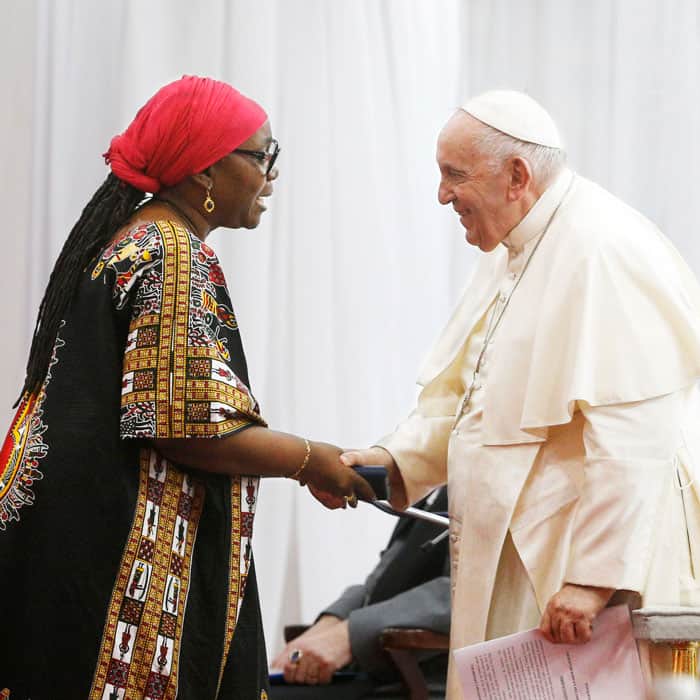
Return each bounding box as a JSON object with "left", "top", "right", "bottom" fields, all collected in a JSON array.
[
  {"left": 340, "top": 446, "right": 408, "bottom": 510},
  {"left": 539, "top": 583, "right": 615, "bottom": 644},
  {"left": 300, "top": 441, "right": 376, "bottom": 506},
  {"left": 305, "top": 485, "right": 347, "bottom": 510}
]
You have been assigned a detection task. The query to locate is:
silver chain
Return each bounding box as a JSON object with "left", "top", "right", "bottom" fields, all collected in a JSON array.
[{"left": 457, "top": 176, "right": 576, "bottom": 417}]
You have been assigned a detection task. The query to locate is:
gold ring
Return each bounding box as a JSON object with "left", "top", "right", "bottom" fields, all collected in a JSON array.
[
  {"left": 289, "top": 648, "right": 303, "bottom": 664},
  {"left": 345, "top": 493, "right": 358, "bottom": 508}
]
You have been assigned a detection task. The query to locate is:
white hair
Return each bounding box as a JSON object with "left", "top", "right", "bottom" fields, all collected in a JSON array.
[{"left": 471, "top": 120, "right": 567, "bottom": 186}]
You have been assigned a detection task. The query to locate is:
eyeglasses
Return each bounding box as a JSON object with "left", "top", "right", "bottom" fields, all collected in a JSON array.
[{"left": 234, "top": 139, "right": 280, "bottom": 177}]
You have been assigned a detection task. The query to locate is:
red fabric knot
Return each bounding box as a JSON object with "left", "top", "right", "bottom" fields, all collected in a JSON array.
[
  {"left": 103, "top": 75, "right": 267, "bottom": 193},
  {"left": 104, "top": 135, "right": 161, "bottom": 193}
]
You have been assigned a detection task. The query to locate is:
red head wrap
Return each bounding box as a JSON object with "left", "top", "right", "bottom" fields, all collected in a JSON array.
[{"left": 104, "top": 76, "right": 267, "bottom": 193}]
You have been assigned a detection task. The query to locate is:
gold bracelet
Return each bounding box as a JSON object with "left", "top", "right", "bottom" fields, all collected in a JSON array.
[{"left": 289, "top": 438, "right": 311, "bottom": 480}]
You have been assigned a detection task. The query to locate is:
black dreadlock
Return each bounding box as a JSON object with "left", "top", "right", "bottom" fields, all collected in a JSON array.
[{"left": 18, "top": 173, "right": 145, "bottom": 404}]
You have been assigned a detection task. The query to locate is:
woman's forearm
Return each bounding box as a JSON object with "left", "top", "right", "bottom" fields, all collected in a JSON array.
[
  {"left": 152, "top": 426, "right": 310, "bottom": 478},
  {"left": 152, "top": 426, "right": 377, "bottom": 503}
]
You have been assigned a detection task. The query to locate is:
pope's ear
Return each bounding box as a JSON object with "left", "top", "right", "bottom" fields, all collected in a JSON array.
[{"left": 507, "top": 157, "right": 533, "bottom": 200}]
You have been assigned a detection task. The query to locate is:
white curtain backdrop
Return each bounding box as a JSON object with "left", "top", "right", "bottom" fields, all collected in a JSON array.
[{"left": 1, "top": 0, "right": 699, "bottom": 656}]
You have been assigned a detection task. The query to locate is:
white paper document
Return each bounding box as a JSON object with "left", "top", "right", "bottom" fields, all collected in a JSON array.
[{"left": 453, "top": 606, "right": 645, "bottom": 699}]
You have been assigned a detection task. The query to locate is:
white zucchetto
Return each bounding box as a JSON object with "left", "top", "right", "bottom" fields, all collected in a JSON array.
[{"left": 461, "top": 90, "right": 564, "bottom": 149}]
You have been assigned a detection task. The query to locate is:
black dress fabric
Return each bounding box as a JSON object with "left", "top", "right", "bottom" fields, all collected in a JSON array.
[{"left": 0, "top": 220, "right": 269, "bottom": 699}]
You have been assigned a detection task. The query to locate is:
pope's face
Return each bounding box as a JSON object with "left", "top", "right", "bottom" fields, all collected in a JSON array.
[{"left": 436, "top": 111, "right": 518, "bottom": 252}]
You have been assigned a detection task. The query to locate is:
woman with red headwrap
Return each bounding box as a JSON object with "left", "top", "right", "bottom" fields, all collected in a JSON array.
[{"left": 0, "top": 76, "right": 372, "bottom": 699}]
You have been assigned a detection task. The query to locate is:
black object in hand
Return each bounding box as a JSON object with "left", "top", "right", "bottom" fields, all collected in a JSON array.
[{"left": 353, "top": 466, "right": 388, "bottom": 501}]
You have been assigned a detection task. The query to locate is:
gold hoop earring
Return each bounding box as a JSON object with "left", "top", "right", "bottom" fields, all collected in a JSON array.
[{"left": 203, "top": 188, "right": 215, "bottom": 214}]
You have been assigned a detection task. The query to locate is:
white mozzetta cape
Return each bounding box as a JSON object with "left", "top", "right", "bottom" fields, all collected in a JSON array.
[
  {"left": 418, "top": 172, "right": 700, "bottom": 445},
  {"left": 380, "top": 171, "right": 700, "bottom": 692}
]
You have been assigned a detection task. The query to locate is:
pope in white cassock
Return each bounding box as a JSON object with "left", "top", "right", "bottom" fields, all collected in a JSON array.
[{"left": 341, "top": 90, "right": 700, "bottom": 698}]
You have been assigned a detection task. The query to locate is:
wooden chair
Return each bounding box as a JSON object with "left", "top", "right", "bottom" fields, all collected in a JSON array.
[{"left": 380, "top": 628, "right": 449, "bottom": 700}]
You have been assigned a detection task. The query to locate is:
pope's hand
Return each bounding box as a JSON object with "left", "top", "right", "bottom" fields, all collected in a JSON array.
[
  {"left": 340, "top": 446, "right": 408, "bottom": 510},
  {"left": 270, "top": 615, "right": 352, "bottom": 685},
  {"left": 540, "top": 583, "right": 615, "bottom": 644}
]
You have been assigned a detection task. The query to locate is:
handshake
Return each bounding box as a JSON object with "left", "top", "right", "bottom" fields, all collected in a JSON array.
[{"left": 296, "top": 444, "right": 407, "bottom": 511}]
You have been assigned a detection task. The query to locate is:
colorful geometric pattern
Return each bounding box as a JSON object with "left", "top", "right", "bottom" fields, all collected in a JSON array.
[
  {"left": 215, "top": 474, "right": 259, "bottom": 694},
  {"left": 89, "top": 449, "right": 204, "bottom": 700},
  {"left": 96, "top": 221, "right": 266, "bottom": 439},
  {"left": 87, "top": 221, "right": 265, "bottom": 697},
  {"left": 0, "top": 335, "right": 63, "bottom": 529}
]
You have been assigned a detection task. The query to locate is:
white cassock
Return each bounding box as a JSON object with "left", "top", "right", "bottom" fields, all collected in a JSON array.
[{"left": 378, "top": 168, "right": 700, "bottom": 698}]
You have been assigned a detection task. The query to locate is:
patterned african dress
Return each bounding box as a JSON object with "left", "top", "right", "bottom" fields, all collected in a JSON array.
[{"left": 0, "top": 221, "right": 270, "bottom": 700}]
